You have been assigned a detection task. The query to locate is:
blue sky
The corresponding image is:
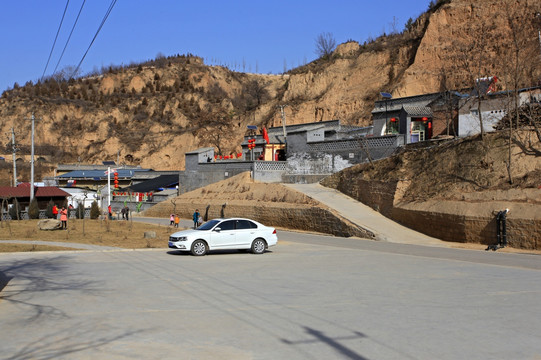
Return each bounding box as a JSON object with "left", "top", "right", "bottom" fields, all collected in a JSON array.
[{"left": 0, "top": 0, "right": 431, "bottom": 92}]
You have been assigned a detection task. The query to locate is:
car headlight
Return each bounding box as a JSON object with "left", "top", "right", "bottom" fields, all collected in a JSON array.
[{"left": 170, "top": 236, "right": 188, "bottom": 242}]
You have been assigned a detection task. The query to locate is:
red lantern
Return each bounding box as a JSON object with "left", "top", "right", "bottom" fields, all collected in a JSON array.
[{"left": 114, "top": 172, "right": 119, "bottom": 189}]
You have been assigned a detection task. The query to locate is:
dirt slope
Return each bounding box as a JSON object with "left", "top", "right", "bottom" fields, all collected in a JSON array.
[
  {"left": 322, "top": 130, "right": 541, "bottom": 249},
  {"left": 2, "top": 0, "right": 539, "bottom": 182},
  {"left": 143, "top": 172, "right": 374, "bottom": 239}
]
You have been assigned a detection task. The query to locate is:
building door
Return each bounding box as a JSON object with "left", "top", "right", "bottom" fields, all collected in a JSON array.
[{"left": 411, "top": 118, "right": 432, "bottom": 143}]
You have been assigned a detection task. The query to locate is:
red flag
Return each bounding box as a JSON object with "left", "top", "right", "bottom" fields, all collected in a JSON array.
[{"left": 262, "top": 127, "right": 270, "bottom": 144}]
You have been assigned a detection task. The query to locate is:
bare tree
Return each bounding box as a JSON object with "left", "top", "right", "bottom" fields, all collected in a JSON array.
[
  {"left": 496, "top": 1, "right": 541, "bottom": 183},
  {"left": 314, "top": 32, "right": 336, "bottom": 60},
  {"left": 52, "top": 65, "right": 82, "bottom": 81},
  {"left": 197, "top": 110, "right": 235, "bottom": 156}
]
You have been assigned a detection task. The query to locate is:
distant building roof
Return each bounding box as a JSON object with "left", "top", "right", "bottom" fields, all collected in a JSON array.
[
  {"left": 185, "top": 147, "right": 214, "bottom": 155},
  {"left": 401, "top": 105, "right": 433, "bottom": 117},
  {"left": 128, "top": 174, "right": 179, "bottom": 192},
  {"left": 268, "top": 120, "right": 341, "bottom": 134},
  {"left": 57, "top": 169, "right": 151, "bottom": 179},
  {"left": 0, "top": 184, "right": 70, "bottom": 198},
  {"left": 56, "top": 164, "right": 144, "bottom": 171},
  {"left": 372, "top": 92, "right": 442, "bottom": 115}
]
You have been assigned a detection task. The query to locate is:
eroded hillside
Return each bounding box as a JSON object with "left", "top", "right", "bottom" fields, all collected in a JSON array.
[{"left": 1, "top": 0, "right": 540, "bottom": 184}]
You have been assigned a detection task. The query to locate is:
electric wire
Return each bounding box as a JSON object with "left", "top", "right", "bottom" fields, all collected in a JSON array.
[
  {"left": 52, "top": 0, "right": 86, "bottom": 77},
  {"left": 41, "top": 0, "right": 70, "bottom": 82},
  {"left": 71, "top": 0, "right": 118, "bottom": 78}
]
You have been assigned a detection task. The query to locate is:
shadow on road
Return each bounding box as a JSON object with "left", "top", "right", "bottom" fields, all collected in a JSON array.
[
  {"left": 5, "top": 322, "right": 148, "bottom": 360},
  {"left": 0, "top": 256, "right": 99, "bottom": 322}
]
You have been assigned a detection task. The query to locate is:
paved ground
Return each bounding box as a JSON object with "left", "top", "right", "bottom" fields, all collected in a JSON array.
[
  {"left": 285, "top": 183, "right": 448, "bottom": 247},
  {"left": 2, "top": 186, "right": 540, "bottom": 359},
  {"left": 0, "top": 240, "right": 119, "bottom": 251},
  {"left": 1, "top": 233, "right": 540, "bottom": 360}
]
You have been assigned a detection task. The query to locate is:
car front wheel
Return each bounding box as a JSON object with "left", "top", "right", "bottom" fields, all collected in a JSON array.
[
  {"left": 191, "top": 240, "right": 208, "bottom": 256},
  {"left": 251, "top": 238, "right": 266, "bottom": 254}
]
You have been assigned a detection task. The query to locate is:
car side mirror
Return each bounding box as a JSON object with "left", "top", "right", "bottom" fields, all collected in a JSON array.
[{"left": 214, "top": 227, "right": 221, "bottom": 232}]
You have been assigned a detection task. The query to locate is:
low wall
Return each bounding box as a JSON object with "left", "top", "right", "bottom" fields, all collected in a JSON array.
[
  {"left": 392, "top": 201, "right": 541, "bottom": 249},
  {"left": 322, "top": 176, "right": 541, "bottom": 249},
  {"left": 143, "top": 201, "right": 375, "bottom": 239},
  {"left": 324, "top": 177, "right": 398, "bottom": 218}
]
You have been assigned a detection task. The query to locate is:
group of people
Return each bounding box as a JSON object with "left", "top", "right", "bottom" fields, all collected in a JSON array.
[
  {"left": 169, "top": 214, "right": 180, "bottom": 228},
  {"left": 107, "top": 204, "right": 130, "bottom": 220},
  {"left": 51, "top": 204, "right": 68, "bottom": 230},
  {"left": 120, "top": 206, "right": 130, "bottom": 220},
  {"left": 169, "top": 209, "right": 203, "bottom": 229}
]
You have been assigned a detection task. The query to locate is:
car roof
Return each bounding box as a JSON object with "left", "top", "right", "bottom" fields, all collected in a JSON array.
[{"left": 212, "top": 217, "right": 258, "bottom": 222}]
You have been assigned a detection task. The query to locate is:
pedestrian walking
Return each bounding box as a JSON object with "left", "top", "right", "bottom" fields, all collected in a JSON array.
[
  {"left": 125, "top": 206, "right": 129, "bottom": 221},
  {"left": 170, "top": 214, "right": 175, "bottom": 226},
  {"left": 174, "top": 214, "right": 180, "bottom": 228},
  {"left": 193, "top": 209, "right": 200, "bottom": 229}
]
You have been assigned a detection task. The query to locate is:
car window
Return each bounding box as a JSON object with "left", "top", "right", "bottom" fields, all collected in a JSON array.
[
  {"left": 236, "top": 220, "right": 257, "bottom": 229},
  {"left": 217, "top": 220, "right": 235, "bottom": 231},
  {"left": 198, "top": 219, "right": 219, "bottom": 230}
]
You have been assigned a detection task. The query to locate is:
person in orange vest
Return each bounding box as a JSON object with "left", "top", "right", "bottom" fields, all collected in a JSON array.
[
  {"left": 174, "top": 214, "right": 180, "bottom": 228},
  {"left": 52, "top": 204, "right": 58, "bottom": 219},
  {"left": 60, "top": 206, "right": 68, "bottom": 230}
]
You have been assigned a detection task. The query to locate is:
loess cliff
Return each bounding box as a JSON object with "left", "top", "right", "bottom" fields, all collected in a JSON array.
[{"left": 0, "top": 0, "right": 540, "bottom": 184}]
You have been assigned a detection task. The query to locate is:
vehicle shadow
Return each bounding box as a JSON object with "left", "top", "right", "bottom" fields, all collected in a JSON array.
[{"left": 166, "top": 249, "right": 274, "bottom": 256}]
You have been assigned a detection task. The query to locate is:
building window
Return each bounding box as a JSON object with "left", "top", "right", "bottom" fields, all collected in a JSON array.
[{"left": 385, "top": 118, "right": 399, "bottom": 135}]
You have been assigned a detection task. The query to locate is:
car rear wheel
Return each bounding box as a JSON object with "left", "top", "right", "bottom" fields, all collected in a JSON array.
[
  {"left": 191, "top": 240, "right": 208, "bottom": 256},
  {"left": 251, "top": 238, "right": 266, "bottom": 254}
]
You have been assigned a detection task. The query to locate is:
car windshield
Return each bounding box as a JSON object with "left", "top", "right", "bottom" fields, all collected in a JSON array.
[{"left": 197, "top": 219, "right": 220, "bottom": 230}]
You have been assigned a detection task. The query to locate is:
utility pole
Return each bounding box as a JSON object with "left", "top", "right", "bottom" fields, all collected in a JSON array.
[
  {"left": 278, "top": 105, "right": 288, "bottom": 153},
  {"left": 27, "top": 112, "right": 41, "bottom": 203},
  {"left": 30, "top": 113, "right": 35, "bottom": 202},
  {"left": 10, "top": 128, "right": 19, "bottom": 186}
]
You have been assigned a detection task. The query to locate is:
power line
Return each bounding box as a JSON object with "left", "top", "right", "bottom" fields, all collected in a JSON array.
[
  {"left": 41, "top": 0, "right": 70, "bottom": 82},
  {"left": 53, "top": 0, "right": 86, "bottom": 76},
  {"left": 71, "top": 0, "right": 118, "bottom": 78}
]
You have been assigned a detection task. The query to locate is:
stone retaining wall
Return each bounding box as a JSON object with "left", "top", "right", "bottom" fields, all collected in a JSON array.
[
  {"left": 392, "top": 202, "right": 541, "bottom": 249},
  {"left": 322, "top": 176, "right": 541, "bottom": 249},
  {"left": 144, "top": 201, "right": 375, "bottom": 239}
]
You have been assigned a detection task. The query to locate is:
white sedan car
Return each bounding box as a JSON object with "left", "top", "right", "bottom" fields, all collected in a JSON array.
[{"left": 168, "top": 218, "right": 278, "bottom": 256}]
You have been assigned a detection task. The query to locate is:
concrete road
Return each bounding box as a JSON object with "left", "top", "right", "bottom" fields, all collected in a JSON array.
[{"left": 1, "top": 231, "right": 540, "bottom": 360}]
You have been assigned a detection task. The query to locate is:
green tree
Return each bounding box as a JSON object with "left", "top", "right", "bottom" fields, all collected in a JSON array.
[
  {"left": 46, "top": 200, "right": 55, "bottom": 218},
  {"left": 76, "top": 202, "right": 84, "bottom": 219},
  {"left": 28, "top": 197, "right": 40, "bottom": 219},
  {"left": 90, "top": 200, "right": 100, "bottom": 219}
]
